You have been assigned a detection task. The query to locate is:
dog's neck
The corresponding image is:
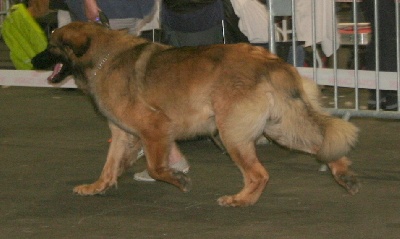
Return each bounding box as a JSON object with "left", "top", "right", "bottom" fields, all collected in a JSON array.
[{"left": 93, "top": 53, "right": 110, "bottom": 77}]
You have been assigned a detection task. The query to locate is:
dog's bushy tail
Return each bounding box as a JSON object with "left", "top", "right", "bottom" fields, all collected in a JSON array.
[
  {"left": 301, "top": 78, "right": 359, "bottom": 162},
  {"left": 315, "top": 115, "right": 359, "bottom": 162}
]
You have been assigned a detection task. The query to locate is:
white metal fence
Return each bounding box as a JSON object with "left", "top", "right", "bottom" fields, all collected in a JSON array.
[{"left": 267, "top": 0, "right": 399, "bottom": 119}]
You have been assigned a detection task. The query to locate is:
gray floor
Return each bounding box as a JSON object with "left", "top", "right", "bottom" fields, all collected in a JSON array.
[{"left": 1, "top": 84, "right": 400, "bottom": 239}]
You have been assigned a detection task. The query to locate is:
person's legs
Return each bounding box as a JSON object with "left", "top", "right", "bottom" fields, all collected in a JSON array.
[
  {"left": 287, "top": 45, "right": 305, "bottom": 67},
  {"left": 384, "top": 91, "right": 399, "bottom": 111},
  {"left": 162, "top": 24, "right": 224, "bottom": 47},
  {"left": 176, "top": 24, "right": 224, "bottom": 46},
  {"left": 368, "top": 90, "right": 398, "bottom": 111}
]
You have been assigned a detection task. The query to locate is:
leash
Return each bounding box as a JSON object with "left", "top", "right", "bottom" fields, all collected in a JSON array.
[{"left": 95, "top": 11, "right": 110, "bottom": 28}]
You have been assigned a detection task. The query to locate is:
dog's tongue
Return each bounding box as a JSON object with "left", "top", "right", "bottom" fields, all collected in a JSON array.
[{"left": 47, "top": 63, "right": 63, "bottom": 82}]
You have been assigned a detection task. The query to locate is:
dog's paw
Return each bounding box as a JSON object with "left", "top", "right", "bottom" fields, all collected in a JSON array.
[
  {"left": 217, "top": 195, "right": 255, "bottom": 207},
  {"left": 172, "top": 171, "right": 192, "bottom": 192},
  {"left": 336, "top": 173, "right": 361, "bottom": 195},
  {"left": 73, "top": 183, "right": 108, "bottom": 196}
]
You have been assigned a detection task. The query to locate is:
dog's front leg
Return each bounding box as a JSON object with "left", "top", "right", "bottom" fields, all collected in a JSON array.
[{"left": 73, "top": 122, "right": 141, "bottom": 195}]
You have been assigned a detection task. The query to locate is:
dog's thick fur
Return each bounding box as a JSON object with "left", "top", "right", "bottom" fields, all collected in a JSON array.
[{"left": 48, "top": 22, "right": 360, "bottom": 207}]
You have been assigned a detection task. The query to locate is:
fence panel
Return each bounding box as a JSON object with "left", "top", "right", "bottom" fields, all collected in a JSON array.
[{"left": 267, "top": 0, "right": 400, "bottom": 119}]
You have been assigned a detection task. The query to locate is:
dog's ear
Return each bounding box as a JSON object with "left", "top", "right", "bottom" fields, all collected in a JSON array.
[{"left": 60, "top": 31, "right": 91, "bottom": 58}]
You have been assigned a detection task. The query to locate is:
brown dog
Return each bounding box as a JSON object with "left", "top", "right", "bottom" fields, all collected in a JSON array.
[{"left": 47, "top": 22, "right": 360, "bottom": 207}]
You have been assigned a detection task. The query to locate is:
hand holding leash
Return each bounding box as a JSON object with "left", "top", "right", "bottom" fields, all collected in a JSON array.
[
  {"left": 83, "top": 0, "right": 109, "bottom": 28},
  {"left": 96, "top": 11, "right": 110, "bottom": 28},
  {"left": 84, "top": 0, "right": 100, "bottom": 21}
]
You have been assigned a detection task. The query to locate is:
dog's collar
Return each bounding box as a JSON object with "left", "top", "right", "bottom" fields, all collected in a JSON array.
[{"left": 93, "top": 53, "right": 110, "bottom": 77}]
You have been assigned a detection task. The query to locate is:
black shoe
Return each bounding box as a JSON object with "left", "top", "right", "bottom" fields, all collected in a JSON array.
[
  {"left": 368, "top": 96, "right": 399, "bottom": 111},
  {"left": 367, "top": 97, "right": 385, "bottom": 110},
  {"left": 384, "top": 94, "right": 398, "bottom": 111}
]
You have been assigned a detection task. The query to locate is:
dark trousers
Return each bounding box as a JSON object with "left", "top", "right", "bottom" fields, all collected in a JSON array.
[{"left": 161, "top": 24, "right": 224, "bottom": 47}]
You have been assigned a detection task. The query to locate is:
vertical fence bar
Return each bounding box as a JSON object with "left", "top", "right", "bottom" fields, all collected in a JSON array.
[
  {"left": 268, "top": 0, "right": 276, "bottom": 54},
  {"left": 332, "top": 0, "right": 339, "bottom": 109},
  {"left": 291, "top": 0, "right": 297, "bottom": 67},
  {"left": 352, "top": 0, "right": 360, "bottom": 110},
  {"left": 396, "top": 0, "right": 400, "bottom": 111},
  {"left": 312, "top": 0, "right": 317, "bottom": 81},
  {"left": 221, "top": 20, "right": 226, "bottom": 44},
  {"left": 374, "top": 0, "right": 381, "bottom": 111}
]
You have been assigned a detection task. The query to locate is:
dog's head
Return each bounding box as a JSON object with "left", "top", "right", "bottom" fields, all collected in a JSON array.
[{"left": 46, "top": 22, "right": 107, "bottom": 84}]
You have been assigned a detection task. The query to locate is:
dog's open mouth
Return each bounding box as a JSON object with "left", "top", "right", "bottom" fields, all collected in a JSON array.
[
  {"left": 31, "top": 48, "right": 71, "bottom": 84},
  {"left": 47, "top": 63, "right": 68, "bottom": 84}
]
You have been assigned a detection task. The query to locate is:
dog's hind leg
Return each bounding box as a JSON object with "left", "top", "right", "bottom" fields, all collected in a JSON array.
[
  {"left": 327, "top": 156, "right": 359, "bottom": 195},
  {"left": 141, "top": 134, "right": 192, "bottom": 192},
  {"left": 134, "top": 108, "right": 191, "bottom": 192},
  {"left": 214, "top": 100, "right": 270, "bottom": 207},
  {"left": 264, "top": 102, "right": 360, "bottom": 195},
  {"left": 217, "top": 141, "right": 269, "bottom": 207},
  {"left": 73, "top": 122, "right": 141, "bottom": 195}
]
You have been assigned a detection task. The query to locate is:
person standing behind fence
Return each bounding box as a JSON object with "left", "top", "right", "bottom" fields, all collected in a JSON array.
[
  {"left": 230, "top": 0, "right": 306, "bottom": 67},
  {"left": 361, "top": 0, "right": 398, "bottom": 111},
  {"left": 159, "top": 0, "right": 225, "bottom": 47}
]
